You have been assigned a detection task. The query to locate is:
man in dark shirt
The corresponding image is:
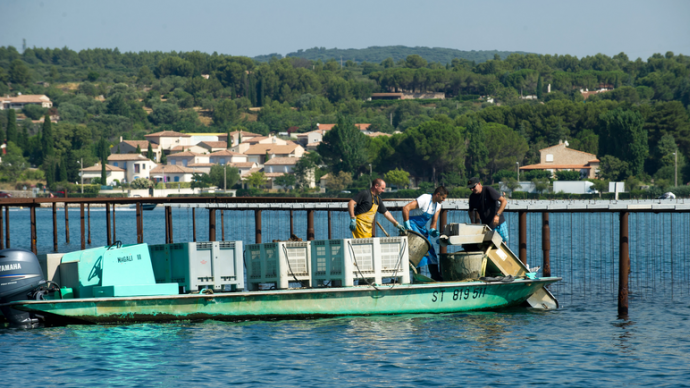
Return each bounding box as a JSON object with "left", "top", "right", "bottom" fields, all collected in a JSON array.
[
  {"left": 348, "top": 178, "right": 405, "bottom": 238},
  {"left": 467, "top": 177, "right": 509, "bottom": 242}
]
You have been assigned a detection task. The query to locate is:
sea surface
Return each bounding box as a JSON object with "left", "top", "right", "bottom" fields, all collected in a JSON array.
[{"left": 1, "top": 207, "right": 689, "bottom": 387}]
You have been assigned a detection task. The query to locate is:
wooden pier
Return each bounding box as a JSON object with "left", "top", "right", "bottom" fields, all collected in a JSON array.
[{"left": 1, "top": 196, "right": 688, "bottom": 316}]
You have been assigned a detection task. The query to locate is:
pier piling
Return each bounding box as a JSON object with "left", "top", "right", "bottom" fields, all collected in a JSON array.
[
  {"left": 64, "top": 203, "right": 70, "bottom": 243},
  {"left": 105, "top": 203, "right": 111, "bottom": 246},
  {"left": 519, "top": 211, "right": 527, "bottom": 264},
  {"left": 87, "top": 204, "right": 91, "bottom": 245},
  {"left": 208, "top": 209, "right": 216, "bottom": 242},
  {"left": 112, "top": 204, "right": 116, "bottom": 242},
  {"left": 165, "top": 206, "right": 173, "bottom": 244},
  {"left": 5, "top": 206, "right": 9, "bottom": 248},
  {"left": 619, "top": 211, "right": 630, "bottom": 316},
  {"left": 136, "top": 203, "right": 142, "bottom": 244},
  {"left": 52, "top": 203, "right": 58, "bottom": 252},
  {"left": 542, "top": 212, "right": 551, "bottom": 277},
  {"left": 221, "top": 210, "right": 225, "bottom": 241},
  {"left": 440, "top": 209, "right": 448, "bottom": 254},
  {"left": 30, "top": 206, "right": 37, "bottom": 254},
  {"left": 255, "top": 210, "right": 262, "bottom": 243},
  {"left": 290, "top": 210, "right": 294, "bottom": 236},
  {"left": 0, "top": 206, "right": 4, "bottom": 250},
  {"left": 80, "top": 204, "right": 85, "bottom": 249},
  {"left": 192, "top": 208, "right": 196, "bottom": 242},
  {"left": 328, "top": 211, "right": 332, "bottom": 239},
  {"left": 307, "top": 210, "right": 315, "bottom": 241}
]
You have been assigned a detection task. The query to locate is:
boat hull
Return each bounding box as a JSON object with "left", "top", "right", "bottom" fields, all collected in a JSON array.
[{"left": 7, "top": 278, "right": 560, "bottom": 325}]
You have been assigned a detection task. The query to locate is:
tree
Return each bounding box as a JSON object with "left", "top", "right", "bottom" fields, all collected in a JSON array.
[
  {"left": 599, "top": 155, "right": 629, "bottom": 181},
  {"left": 405, "top": 55, "right": 427, "bottom": 69},
  {"left": 465, "top": 119, "right": 488, "bottom": 179},
  {"left": 191, "top": 173, "right": 212, "bottom": 189},
  {"left": 6, "top": 109, "right": 17, "bottom": 144},
  {"left": 536, "top": 75, "right": 543, "bottom": 100},
  {"left": 317, "top": 116, "right": 368, "bottom": 174},
  {"left": 555, "top": 170, "right": 581, "bottom": 180},
  {"left": 226, "top": 130, "right": 232, "bottom": 149},
  {"left": 9, "top": 59, "right": 30, "bottom": 85},
  {"left": 325, "top": 171, "right": 353, "bottom": 192},
  {"left": 598, "top": 109, "right": 648, "bottom": 177},
  {"left": 384, "top": 168, "right": 410, "bottom": 189},
  {"left": 501, "top": 177, "right": 521, "bottom": 194},
  {"left": 41, "top": 114, "right": 54, "bottom": 158},
  {"left": 483, "top": 123, "right": 528, "bottom": 181},
  {"left": 274, "top": 173, "right": 297, "bottom": 191},
  {"left": 209, "top": 164, "right": 240, "bottom": 189},
  {"left": 0, "top": 142, "right": 28, "bottom": 182},
  {"left": 131, "top": 178, "right": 154, "bottom": 189},
  {"left": 532, "top": 177, "right": 550, "bottom": 194},
  {"left": 147, "top": 143, "right": 154, "bottom": 160},
  {"left": 212, "top": 99, "right": 238, "bottom": 127},
  {"left": 135, "top": 144, "right": 142, "bottom": 154},
  {"left": 294, "top": 152, "right": 322, "bottom": 189},
  {"left": 100, "top": 156, "right": 107, "bottom": 184},
  {"left": 245, "top": 171, "right": 268, "bottom": 188},
  {"left": 160, "top": 152, "right": 167, "bottom": 164},
  {"left": 589, "top": 179, "right": 609, "bottom": 195},
  {"left": 398, "top": 120, "right": 467, "bottom": 182}
]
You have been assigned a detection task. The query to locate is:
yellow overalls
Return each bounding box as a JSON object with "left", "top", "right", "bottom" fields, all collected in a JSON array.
[{"left": 353, "top": 194, "right": 380, "bottom": 239}]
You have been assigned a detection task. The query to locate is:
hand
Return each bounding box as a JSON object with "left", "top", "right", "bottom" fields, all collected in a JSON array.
[
  {"left": 349, "top": 218, "right": 357, "bottom": 232},
  {"left": 493, "top": 215, "right": 500, "bottom": 226},
  {"left": 404, "top": 220, "right": 412, "bottom": 230},
  {"left": 395, "top": 223, "right": 406, "bottom": 233},
  {"left": 429, "top": 228, "right": 439, "bottom": 238}
]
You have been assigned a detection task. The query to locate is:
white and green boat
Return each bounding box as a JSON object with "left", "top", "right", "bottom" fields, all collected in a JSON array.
[{"left": 0, "top": 224, "right": 559, "bottom": 327}]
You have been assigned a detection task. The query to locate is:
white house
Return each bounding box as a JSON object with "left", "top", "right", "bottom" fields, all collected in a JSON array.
[
  {"left": 114, "top": 138, "right": 161, "bottom": 162},
  {"left": 149, "top": 164, "right": 196, "bottom": 183},
  {"left": 144, "top": 131, "right": 192, "bottom": 153},
  {"left": 240, "top": 143, "right": 305, "bottom": 166},
  {"left": 264, "top": 157, "right": 298, "bottom": 174},
  {"left": 218, "top": 130, "right": 262, "bottom": 147},
  {"left": 198, "top": 141, "right": 230, "bottom": 153},
  {"left": 107, "top": 154, "right": 157, "bottom": 183},
  {"left": 0, "top": 94, "right": 53, "bottom": 110},
  {"left": 167, "top": 151, "right": 210, "bottom": 167},
  {"left": 209, "top": 149, "right": 248, "bottom": 165},
  {"left": 79, "top": 163, "right": 125, "bottom": 185}
]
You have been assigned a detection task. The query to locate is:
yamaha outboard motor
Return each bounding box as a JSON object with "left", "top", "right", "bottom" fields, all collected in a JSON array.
[{"left": 0, "top": 249, "right": 46, "bottom": 328}]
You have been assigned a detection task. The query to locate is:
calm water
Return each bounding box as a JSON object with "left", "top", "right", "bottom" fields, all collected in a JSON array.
[{"left": 1, "top": 207, "right": 689, "bottom": 387}]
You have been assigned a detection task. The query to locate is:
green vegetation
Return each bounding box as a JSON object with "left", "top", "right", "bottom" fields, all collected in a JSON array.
[{"left": 0, "top": 45, "right": 689, "bottom": 195}]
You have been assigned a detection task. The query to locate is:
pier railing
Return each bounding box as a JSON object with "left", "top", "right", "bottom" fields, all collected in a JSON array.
[{"left": 1, "top": 196, "right": 688, "bottom": 316}]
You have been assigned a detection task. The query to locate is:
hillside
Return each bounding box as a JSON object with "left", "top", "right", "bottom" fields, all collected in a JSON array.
[{"left": 254, "top": 46, "right": 532, "bottom": 64}]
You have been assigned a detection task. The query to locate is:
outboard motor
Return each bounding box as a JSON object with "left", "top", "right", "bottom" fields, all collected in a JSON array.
[{"left": 0, "top": 249, "right": 46, "bottom": 328}]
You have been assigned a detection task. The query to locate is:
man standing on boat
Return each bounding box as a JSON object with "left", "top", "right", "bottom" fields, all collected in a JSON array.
[
  {"left": 467, "top": 177, "right": 509, "bottom": 242},
  {"left": 401, "top": 186, "right": 448, "bottom": 280},
  {"left": 348, "top": 178, "right": 405, "bottom": 238}
]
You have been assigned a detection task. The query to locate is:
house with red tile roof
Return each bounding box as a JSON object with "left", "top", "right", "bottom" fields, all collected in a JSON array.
[{"left": 519, "top": 141, "right": 599, "bottom": 179}]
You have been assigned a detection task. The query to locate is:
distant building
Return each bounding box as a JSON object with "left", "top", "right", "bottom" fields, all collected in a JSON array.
[
  {"left": 1, "top": 94, "right": 53, "bottom": 110},
  {"left": 79, "top": 163, "right": 125, "bottom": 185},
  {"left": 370, "top": 92, "right": 445, "bottom": 100},
  {"left": 150, "top": 164, "right": 196, "bottom": 183},
  {"left": 115, "top": 138, "right": 161, "bottom": 162},
  {"left": 107, "top": 154, "right": 157, "bottom": 183},
  {"left": 167, "top": 151, "right": 209, "bottom": 167},
  {"left": 520, "top": 141, "right": 599, "bottom": 179},
  {"left": 579, "top": 84, "right": 614, "bottom": 100},
  {"left": 144, "top": 130, "right": 192, "bottom": 154}
]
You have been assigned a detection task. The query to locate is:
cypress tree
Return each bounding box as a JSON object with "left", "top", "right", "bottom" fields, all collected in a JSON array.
[
  {"left": 58, "top": 158, "right": 67, "bottom": 182},
  {"left": 42, "top": 114, "right": 54, "bottom": 158},
  {"left": 6, "top": 109, "right": 17, "bottom": 144},
  {"left": 536, "top": 76, "right": 543, "bottom": 100},
  {"left": 226, "top": 130, "right": 232, "bottom": 149},
  {"left": 101, "top": 155, "right": 107, "bottom": 184},
  {"left": 147, "top": 142, "right": 154, "bottom": 160},
  {"left": 160, "top": 152, "right": 167, "bottom": 164},
  {"left": 136, "top": 144, "right": 141, "bottom": 154}
]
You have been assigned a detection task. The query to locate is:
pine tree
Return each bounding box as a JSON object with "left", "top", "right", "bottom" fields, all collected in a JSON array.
[
  {"left": 536, "top": 76, "right": 543, "bottom": 100},
  {"left": 6, "top": 109, "right": 17, "bottom": 144},
  {"left": 465, "top": 119, "right": 489, "bottom": 179}
]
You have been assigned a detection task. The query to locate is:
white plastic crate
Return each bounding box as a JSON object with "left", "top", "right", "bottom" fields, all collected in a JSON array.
[
  {"left": 148, "top": 241, "right": 244, "bottom": 292},
  {"left": 245, "top": 241, "right": 311, "bottom": 290},
  {"left": 311, "top": 237, "right": 409, "bottom": 287}
]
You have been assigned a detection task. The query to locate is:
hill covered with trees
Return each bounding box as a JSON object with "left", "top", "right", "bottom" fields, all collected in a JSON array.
[
  {"left": 255, "top": 46, "right": 532, "bottom": 64},
  {"left": 0, "top": 45, "right": 689, "bottom": 197}
]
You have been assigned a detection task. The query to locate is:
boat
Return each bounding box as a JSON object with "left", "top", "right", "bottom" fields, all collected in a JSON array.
[
  {"left": 128, "top": 195, "right": 156, "bottom": 210},
  {"left": 0, "top": 224, "right": 560, "bottom": 328}
]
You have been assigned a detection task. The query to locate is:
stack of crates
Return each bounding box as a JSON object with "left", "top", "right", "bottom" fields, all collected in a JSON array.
[
  {"left": 311, "top": 237, "right": 409, "bottom": 287},
  {"left": 245, "top": 241, "right": 311, "bottom": 290},
  {"left": 148, "top": 241, "right": 244, "bottom": 293}
]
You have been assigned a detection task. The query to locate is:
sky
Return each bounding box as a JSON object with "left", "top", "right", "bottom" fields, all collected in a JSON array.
[{"left": 1, "top": 0, "right": 688, "bottom": 61}]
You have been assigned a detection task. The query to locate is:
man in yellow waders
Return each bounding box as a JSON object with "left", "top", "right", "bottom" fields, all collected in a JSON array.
[{"left": 348, "top": 178, "right": 405, "bottom": 238}]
